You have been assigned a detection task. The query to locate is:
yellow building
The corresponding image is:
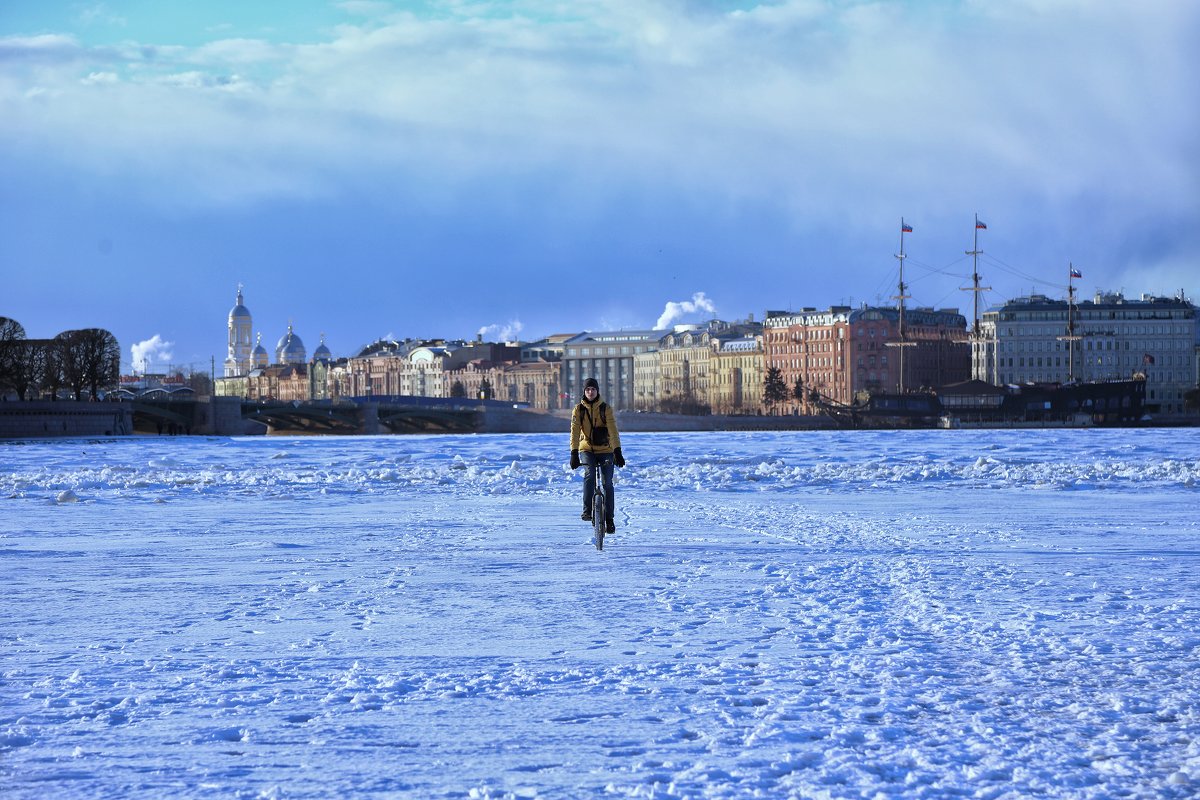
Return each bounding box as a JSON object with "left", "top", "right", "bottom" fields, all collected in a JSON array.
[{"left": 710, "top": 336, "right": 764, "bottom": 414}]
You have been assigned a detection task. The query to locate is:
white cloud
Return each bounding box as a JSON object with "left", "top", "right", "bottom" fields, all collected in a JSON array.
[
  {"left": 155, "top": 71, "right": 251, "bottom": 91},
  {"left": 77, "top": 3, "right": 126, "bottom": 29},
  {"left": 0, "top": 33, "right": 81, "bottom": 54},
  {"left": 655, "top": 292, "right": 717, "bottom": 330},
  {"left": 130, "top": 335, "right": 174, "bottom": 372}
]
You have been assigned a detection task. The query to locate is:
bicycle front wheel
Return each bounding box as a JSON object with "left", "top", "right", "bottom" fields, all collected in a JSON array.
[{"left": 592, "top": 490, "right": 606, "bottom": 545}]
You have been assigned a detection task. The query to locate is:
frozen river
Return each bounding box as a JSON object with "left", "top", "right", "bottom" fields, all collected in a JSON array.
[{"left": 3, "top": 428, "right": 1199, "bottom": 798}]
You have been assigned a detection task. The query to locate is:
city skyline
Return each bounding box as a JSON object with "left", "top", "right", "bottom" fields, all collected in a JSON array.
[{"left": 3, "top": 1, "right": 1197, "bottom": 373}]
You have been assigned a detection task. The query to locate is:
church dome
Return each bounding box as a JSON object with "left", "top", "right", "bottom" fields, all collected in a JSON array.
[
  {"left": 313, "top": 334, "right": 332, "bottom": 363},
  {"left": 276, "top": 325, "right": 307, "bottom": 365},
  {"left": 252, "top": 333, "right": 269, "bottom": 368},
  {"left": 229, "top": 287, "right": 251, "bottom": 320}
]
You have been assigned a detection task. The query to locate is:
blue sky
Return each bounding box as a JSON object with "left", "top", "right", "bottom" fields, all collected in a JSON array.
[{"left": 2, "top": 1, "right": 1197, "bottom": 373}]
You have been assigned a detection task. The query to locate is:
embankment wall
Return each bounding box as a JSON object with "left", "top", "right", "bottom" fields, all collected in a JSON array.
[
  {"left": 476, "top": 407, "right": 834, "bottom": 434},
  {"left": 0, "top": 401, "right": 133, "bottom": 439}
]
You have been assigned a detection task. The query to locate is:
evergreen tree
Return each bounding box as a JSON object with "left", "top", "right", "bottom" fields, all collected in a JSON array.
[{"left": 762, "top": 367, "right": 788, "bottom": 412}]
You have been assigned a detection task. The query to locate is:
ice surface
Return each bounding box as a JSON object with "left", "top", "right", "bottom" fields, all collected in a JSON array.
[{"left": 2, "top": 429, "right": 1199, "bottom": 798}]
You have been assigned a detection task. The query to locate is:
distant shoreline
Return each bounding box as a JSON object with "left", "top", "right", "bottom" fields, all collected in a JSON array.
[{"left": 3, "top": 400, "right": 1197, "bottom": 440}]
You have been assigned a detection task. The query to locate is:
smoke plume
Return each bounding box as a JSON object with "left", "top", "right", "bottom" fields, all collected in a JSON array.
[
  {"left": 130, "top": 335, "right": 174, "bottom": 373},
  {"left": 655, "top": 292, "right": 717, "bottom": 330},
  {"left": 478, "top": 319, "right": 524, "bottom": 342}
]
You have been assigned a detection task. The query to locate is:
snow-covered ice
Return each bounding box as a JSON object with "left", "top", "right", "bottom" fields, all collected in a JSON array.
[{"left": 2, "top": 428, "right": 1199, "bottom": 799}]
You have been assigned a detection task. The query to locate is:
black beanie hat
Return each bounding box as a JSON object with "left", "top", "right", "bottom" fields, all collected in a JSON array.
[{"left": 584, "top": 378, "right": 599, "bottom": 391}]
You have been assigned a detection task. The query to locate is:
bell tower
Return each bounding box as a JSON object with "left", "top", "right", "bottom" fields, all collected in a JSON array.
[{"left": 224, "top": 284, "right": 254, "bottom": 377}]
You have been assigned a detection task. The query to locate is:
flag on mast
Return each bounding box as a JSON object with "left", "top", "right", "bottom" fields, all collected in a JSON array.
[
  {"left": 901, "top": 222, "right": 913, "bottom": 233},
  {"left": 1070, "top": 267, "right": 1082, "bottom": 278},
  {"left": 976, "top": 220, "right": 987, "bottom": 230}
]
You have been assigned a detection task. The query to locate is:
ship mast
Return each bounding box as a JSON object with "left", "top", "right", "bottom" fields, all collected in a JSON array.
[
  {"left": 1057, "top": 264, "right": 1082, "bottom": 382},
  {"left": 963, "top": 214, "right": 992, "bottom": 335},
  {"left": 962, "top": 215, "right": 993, "bottom": 383},
  {"left": 887, "top": 218, "right": 916, "bottom": 393}
]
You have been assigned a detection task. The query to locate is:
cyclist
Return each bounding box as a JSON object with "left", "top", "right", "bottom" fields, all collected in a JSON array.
[{"left": 569, "top": 378, "right": 625, "bottom": 533}]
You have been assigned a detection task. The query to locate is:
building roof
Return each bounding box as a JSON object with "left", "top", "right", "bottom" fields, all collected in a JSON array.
[
  {"left": 566, "top": 329, "right": 664, "bottom": 345},
  {"left": 938, "top": 379, "right": 1007, "bottom": 397},
  {"left": 849, "top": 306, "right": 967, "bottom": 327},
  {"left": 720, "top": 337, "right": 760, "bottom": 352}
]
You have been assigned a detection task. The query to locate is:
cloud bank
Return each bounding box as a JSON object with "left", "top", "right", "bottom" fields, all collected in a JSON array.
[{"left": 1, "top": 2, "right": 1194, "bottom": 221}]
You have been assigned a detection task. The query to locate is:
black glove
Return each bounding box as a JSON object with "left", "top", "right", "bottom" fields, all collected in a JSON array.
[
  {"left": 570, "top": 450, "right": 580, "bottom": 470},
  {"left": 613, "top": 447, "right": 625, "bottom": 468}
]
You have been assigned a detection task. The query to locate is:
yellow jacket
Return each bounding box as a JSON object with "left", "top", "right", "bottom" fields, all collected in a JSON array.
[{"left": 570, "top": 397, "right": 621, "bottom": 454}]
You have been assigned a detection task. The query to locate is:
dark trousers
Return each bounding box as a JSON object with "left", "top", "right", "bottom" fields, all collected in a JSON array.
[{"left": 581, "top": 451, "right": 615, "bottom": 523}]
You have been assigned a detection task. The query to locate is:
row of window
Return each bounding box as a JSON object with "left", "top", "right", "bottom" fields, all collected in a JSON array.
[
  {"left": 994, "top": 340, "right": 1191, "bottom": 354},
  {"left": 996, "top": 325, "right": 1191, "bottom": 337},
  {"left": 572, "top": 346, "right": 652, "bottom": 356}
]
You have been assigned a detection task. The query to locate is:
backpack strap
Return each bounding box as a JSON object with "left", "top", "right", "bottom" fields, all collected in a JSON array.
[{"left": 578, "top": 402, "right": 607, "bottom": 435}]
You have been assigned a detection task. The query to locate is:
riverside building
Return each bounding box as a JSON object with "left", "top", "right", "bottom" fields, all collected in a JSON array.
[
  {"left": 563, "top": 329, "right": 663, "bottom": 410},
  {"left": 974, "top": 291, "right": 1198, "bottom": 415},
  {"left": 764, "top": 306, "right": 970, "bottom": 415},
  {"left": 652, "top": 319, "right": 764, "bottom": 414}
]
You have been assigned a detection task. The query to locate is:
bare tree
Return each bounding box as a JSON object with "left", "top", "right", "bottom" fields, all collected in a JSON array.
[
  {"left": 49, "top": 329, "right": 120, "bottom": 400},
  {"left": 80, "top": 328, "right": 121, "bottom": 399},
  {"left": 187, "top": 371, "right": 213, "bottom": 396},
  {"left": 10, "top": 341, "right": 49, "bottom": 400},
  {"left": 0, "top": 317, "right": 26, "bottom": 397},
  {"left": 55, "top": 331, "right": 89, "bottom": 400},
  {"left": 42, "top": 338, "right": 65, "bottom": 400}
]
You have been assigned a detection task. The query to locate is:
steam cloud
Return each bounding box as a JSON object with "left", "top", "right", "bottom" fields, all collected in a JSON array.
[
  {"left": 478, "top": 319, "right": 524, "bottom": 342},
  {"left": 130, "top": 335, "right": 174, "bottom": 372},
  {"left": 655, "top": 292, "right": 717, "bottom": 330}
]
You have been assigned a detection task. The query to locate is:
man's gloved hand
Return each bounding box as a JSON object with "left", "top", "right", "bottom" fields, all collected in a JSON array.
[
  {"left": 613, "top": 447, "right": 625, "bottom": 468},
  {"left": 570, "top": 450, "right": 581, "bottom": 470}
]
